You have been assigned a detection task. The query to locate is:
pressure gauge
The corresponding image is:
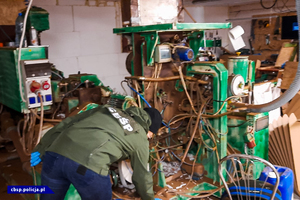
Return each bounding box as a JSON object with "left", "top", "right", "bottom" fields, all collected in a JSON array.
[{"left": 228, "top": 74, "right": 245, "bottom": 96}]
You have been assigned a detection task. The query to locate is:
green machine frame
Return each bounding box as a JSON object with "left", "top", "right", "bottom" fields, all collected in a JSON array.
[
  {"left": 113, "top": 23, "right": 269, "bottom": 198},
  {"left": 114, "top": 23, "right": 232, "bottom": 197}
]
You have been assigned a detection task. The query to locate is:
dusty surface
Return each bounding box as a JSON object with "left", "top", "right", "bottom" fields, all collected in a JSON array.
[{"left": 0, "top": 157, "right": 35, "bottom": 200}]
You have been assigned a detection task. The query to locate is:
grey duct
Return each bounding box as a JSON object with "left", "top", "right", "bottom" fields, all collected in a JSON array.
[{"left": 235, "top": 0, "right": 300, "bottom": 113}]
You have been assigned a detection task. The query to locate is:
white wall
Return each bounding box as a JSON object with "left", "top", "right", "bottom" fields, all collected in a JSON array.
[
  {"left": 185, "top": 6, "right": 231, "bottom": 55},
  {"left": 33, "top": 0, "right": 131, "bottom": 95}
]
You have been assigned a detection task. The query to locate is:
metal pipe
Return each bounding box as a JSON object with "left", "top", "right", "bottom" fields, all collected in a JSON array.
[{"left": 125, "top": 76, "right": 208, "bottom": 84}]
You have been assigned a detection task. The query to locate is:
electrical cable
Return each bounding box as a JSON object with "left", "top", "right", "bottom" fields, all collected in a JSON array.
[
  {"left": 178, "top": 65, "right": 197, "bottom": 114},
  {"left": 180, "top": 103, "right": 205, "bottom": 166},
  {"left": 31, "top": 110, "right": 62, "bottom": 123},
  {"left": 228, "top": 120, "right": 249, "bottom": 128},
  {"left": 170, "top": 151, "right": 193, "bottom": 166},
  {"left": 127, "top": 82, "right": 175, "bottom": 128},
  {"left": 213, "top": 95, "right": 243, "bottom": 116},
  {"left": 127, "top": 83, "right": 151, "bottom": 108},
  {"left": 121, "top": 80, "right": 128, "bottom": 96},
  {"left": 154, "top": 63, "right": 162, "bottom": 109},
  {"left": 36, "top": 93, "right": 44, "bottom": 145},
  {"left": 32, "top": 167, "right": 40, "bottom": 200},
  {"left": 260, "top": 0, "right": 278, "bottom": 9},
  {"left": 51, "top": 71, "right": 63, "bottom": 80},
  {"left": 17, "top": 0, "right": 33, "bottom": 103},
  {"left": 52, "top": 82, "right": 84, "bottom": 119}
]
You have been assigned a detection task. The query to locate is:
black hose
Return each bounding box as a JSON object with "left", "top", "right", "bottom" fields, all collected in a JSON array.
[
  {"left": 236, "top": 0, "right": 300, "bottom": 113},
  {"left": 260, "top": 0, "right": 277, "bottom": 9}
]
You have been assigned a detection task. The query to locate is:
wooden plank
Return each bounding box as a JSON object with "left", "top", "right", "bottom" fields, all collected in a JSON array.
[
  {"left": 165, "top": 171, "right": 183, "bottom": 183},
  {"left": 282, "top": 114, "right": 295, "bottom": 171},
  {"left": 276, "top": 117, "right": 292, "bottom": 169},
  {"left": 275, "top": 47, "right": 295, "bottom": 67},
  {"left": 281, "top": 62, "right": 298, "bottom": 89},
  {"left": 286, "top": 91, "right": 300, "bottom": 115},
  {"left": 271, "top": 120, "right": 285, "bottom": 166},
  {"left": 255, "top": 60, "right": 261, "bottom": 73},
  {"left": 269, "top": 124, "right": 283, "bottom": 165}
]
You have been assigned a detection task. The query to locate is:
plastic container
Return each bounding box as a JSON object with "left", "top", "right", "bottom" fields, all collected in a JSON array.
[
  {"left": 259, "top": 165, "right": 294, "bottom": 200},
  {"left": 29, "top": 26, "right": 38, "bottom": 46},
  {"left": 15, "top": 13, "right": 27, "bottom": 47}
]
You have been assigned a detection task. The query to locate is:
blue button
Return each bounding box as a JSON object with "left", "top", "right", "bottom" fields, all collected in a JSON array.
[
  {"left": 37, "top": 96, "right": 44, "bottom": 103},
  {"left": 45, "top": 94, "right": 52, "bottom": 102},
  {"left": 29, "top": 97, "right": 36, "bottom": 104}
]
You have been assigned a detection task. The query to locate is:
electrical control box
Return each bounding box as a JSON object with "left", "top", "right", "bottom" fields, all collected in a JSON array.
[
  {"left": 0, "top": 46, "right": 49, "bottom": 113},
  {"left": 154, "top": 45, "right": 172, "bottom": 63},
  {"left": 21, "top": 60, "right": 53, "bottom": 109}
]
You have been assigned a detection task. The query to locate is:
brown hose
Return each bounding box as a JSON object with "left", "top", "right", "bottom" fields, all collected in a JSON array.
[
  {"left": 125, "top": 76, "right": 208, "bottom": 84},
  {"left": 180, "top": 103, "right": 205, "bottom": 166},
  {"left": 31, "top": 110, "right": 62, "bottom": 123}
]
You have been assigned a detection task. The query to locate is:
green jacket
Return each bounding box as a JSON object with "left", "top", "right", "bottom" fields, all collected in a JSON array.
[{"left": 34, "top": 105, "right": 154, "bottom": 200}]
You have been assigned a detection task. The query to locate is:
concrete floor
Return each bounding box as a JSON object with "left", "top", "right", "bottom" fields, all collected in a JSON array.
[{"left": 0, "top": 158, "right": 35, "bottom": 200}]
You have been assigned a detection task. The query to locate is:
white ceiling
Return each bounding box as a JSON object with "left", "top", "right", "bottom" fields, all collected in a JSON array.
[{"left": 183, "top": 0, "right": 275, "bottom": 7}]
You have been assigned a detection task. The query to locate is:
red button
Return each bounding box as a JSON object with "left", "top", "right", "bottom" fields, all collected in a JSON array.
[
  {"left": 246, "top": 140, "right": 256, "bottom": 149},
  {"left": 30, "top": 81, "right": 41, "bottom": 93},
  {"left": 42, "top": 81, "right": 50, "bottom": 90}
]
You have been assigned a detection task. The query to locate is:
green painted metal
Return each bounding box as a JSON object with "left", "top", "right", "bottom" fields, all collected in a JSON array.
[
  {"left": 150, "top": 148, "right": 166, "bottom": 188},
  {"left": 206, "top": 39, "right": 222, "bottom": 47},
  {"left": 176, "top": 23, "right": 232, "bottom": 30},
  {"left": 227, "top": 112, "right": 269, "bottom": 179},
  {"left": 174, "top": 182, "right": 218, "bottom": 200},
  {"left": 187, "top": 31, "right": 204, "bottom": 60},
  {"left": 19, "top": 47, "right": 47, "bottom": 60},
  {"left": 228, "top": 56, "right": 249, "bottom": 83},
  {"left": 140, "top": 32, "right": 159, "bottom": 66},
  {"left": 80, "top": 75, "right": 102, "bottom": 86},
  {"left": 77, "top": 103, "right": 99, "bottom": 114},
  {"left": 67, "top": 98, "right": 79, "bottom": 113},
  {"left": 186, "top": 62, "right": 228, "bottom": 196},
  {"left": 23, "top": 7, "right": 49, "bottom": 32},
  {"left": 249, "top": 60, "right": 256, "bottom": 83},
  {"left": 0, "top": 47, "right": 47, "bottom": 113},
  {"left": 51, "top": 80, "right": 61, "bottom": 103},
  {"left": 113, "top": 23, "right": 231, "bottom": 34}
]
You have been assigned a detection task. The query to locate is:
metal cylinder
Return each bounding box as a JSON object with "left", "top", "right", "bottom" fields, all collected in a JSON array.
[{"left": 228, "top": 56, "right": 249, "bottom": 83}]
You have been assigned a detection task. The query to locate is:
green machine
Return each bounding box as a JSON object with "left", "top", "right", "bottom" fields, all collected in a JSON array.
[{"left": 113, "top": 23, "right": 269, "bottom": 199}]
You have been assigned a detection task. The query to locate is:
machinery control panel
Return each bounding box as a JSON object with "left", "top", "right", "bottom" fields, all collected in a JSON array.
[
  {"left": 21, "top": 60, "right": 53, "bottom": 109},
  {"left": 25, "top": 77, "right": 52, "bottom": 108}
]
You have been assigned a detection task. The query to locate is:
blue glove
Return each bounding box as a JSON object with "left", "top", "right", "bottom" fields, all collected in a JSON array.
[
  {"left": 155, "top": 198, "right": 162, "bottom": 200},
  {"left": 31, "top": 152, "right": 41, "bottom": 167}
]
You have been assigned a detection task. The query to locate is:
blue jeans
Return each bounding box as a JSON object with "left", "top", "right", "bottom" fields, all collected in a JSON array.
[{"left": 41, "top": 151, "right": 112, "bottom": 200}]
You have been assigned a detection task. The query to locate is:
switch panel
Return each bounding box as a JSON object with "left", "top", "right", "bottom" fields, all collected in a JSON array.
[{"left": 25, "top": 76, "right": 52, "bottom": 108}]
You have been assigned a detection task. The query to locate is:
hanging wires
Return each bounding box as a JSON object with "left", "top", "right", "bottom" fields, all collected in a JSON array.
[
  {"left": 36, "top": 93, "right": 44, "bottom": 145},
  {"left": 52, "top": 82, "right": 84, "bottom": 119},
  {"left": 121, "top": 80, "right": 128, "bottom": 96},
  {"left": 178, "top": 65, "right": 197, "bottom": 114}
]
